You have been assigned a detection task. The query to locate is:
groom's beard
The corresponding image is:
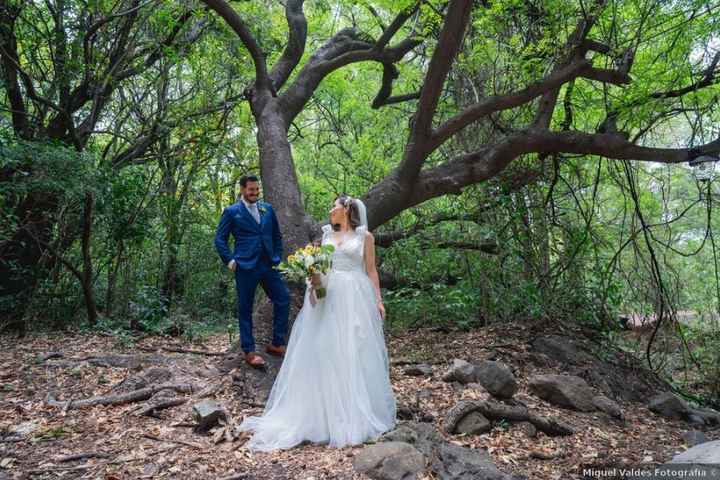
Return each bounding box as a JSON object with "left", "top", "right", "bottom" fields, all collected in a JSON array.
[{"left": 243, "top": 194, "right": 259, "bottom": 203}]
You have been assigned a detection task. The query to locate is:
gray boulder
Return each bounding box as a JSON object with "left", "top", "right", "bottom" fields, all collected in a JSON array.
[
  {"left": 528, "top": 374, "right": 596, "bottom": 412},
  {"left": 670, "top": 440, "right": 720, "bottom": 464},
  {"left": 192, "top": 399, "right": 227, "bottom": 431},
  {"left": 443, "top": 401, "right": 491, "bottom": 435},
  {"left": 692, "top": 407, "right": 720, "bottom": 426},
  {"left": 475, "top": 361, "right": 518, "bottom": 399},
  {"left": 531, "top": 336, "right": 591, "bottom": 365},
  {"left": 377, "top": 422, "right": 518, "bottom": 480},
  {"left": 682, "top": 430, "right": 708, "bottom": 447},
  {"left": 647, "top": 441, "right": 720, "bottom": 479},
  {"left": 592, "top": 395, "right": 623, "bottom": 419},
  {"left": 353, "top": 441, "right": 426, "bottom": 480},
  {"left": 648, "top": 392, "right": 691, "bottom": 420},
  {"left": 381, "top": 422, "right": 444, "bottom": 457},
  {"left": 442, "top": 359, "right": 477, "bottom": 384},
  {"left": 432, "top": 441, "right": 514, "bottom": 480},
  {"left": 456, "top": 412, "right": 492, "bottom": 436}
]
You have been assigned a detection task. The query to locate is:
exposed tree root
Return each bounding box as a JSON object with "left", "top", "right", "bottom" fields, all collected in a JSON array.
[{"left": 46, "top": 382, "right": 194, "bottom": 410}]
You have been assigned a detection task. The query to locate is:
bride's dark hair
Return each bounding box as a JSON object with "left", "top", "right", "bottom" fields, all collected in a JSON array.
[{"left": 333, "top": 194, "right": 362, "bottom": 231}]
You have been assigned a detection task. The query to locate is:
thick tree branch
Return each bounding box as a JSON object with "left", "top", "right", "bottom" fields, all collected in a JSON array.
[
  {"left": 532, "top": 0, "right": 607, "bottom": 129},
  {"left": 268, "top": 0, "right": 307, "bottom": 91},
  {"left": 370, "top": 3, "right": 422, "bottom": 109},
  {"left": 410, "top": 0, "right": 472, "bottom": 141},
  {"left": 280, "top": 32, "right": 420, "bottom": 125},
  {"left": 580, "top": 66, "right": 632, "bottom": 85},
  {"left": 375, "top": 2, "right": 420, "bottom": 51},
  {"left": 365, "top": 127, "right": 719, "bottom": 229},
  {"left": 429, "top": 59, "right": 591, "bottom": 150},
  {"left": 371, "top": 62, "right": 421, "bottom": 108},
  {"left": 0, "top": 4, "right": 30, "bottom": 138},
  {"left": 414, "top": 129, "right": 719, "bottom": 204},
  {"left": 200, "top": 0, "right": 271, "bottom": 92}
]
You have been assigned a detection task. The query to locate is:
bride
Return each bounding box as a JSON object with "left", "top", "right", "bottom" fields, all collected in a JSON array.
[{"left": 239, "top": 195, "right": 397, "bottom": 451}]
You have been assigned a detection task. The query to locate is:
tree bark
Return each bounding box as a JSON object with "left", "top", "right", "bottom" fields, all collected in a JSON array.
[
  {"left": 253, "top": 95, "right": 317, "bottom": 250},
  {"left": 80, "top": 192, "right": 98, "bottom": 325}
]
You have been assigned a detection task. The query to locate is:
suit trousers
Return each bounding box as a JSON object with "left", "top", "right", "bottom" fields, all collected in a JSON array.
[{"left": 234, "top": 255, "right": 290, "bottom": 353}]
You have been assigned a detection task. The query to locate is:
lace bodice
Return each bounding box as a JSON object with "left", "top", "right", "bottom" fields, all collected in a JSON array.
[{"left": 321, "top": 224, "right": 367, "bottom": 272}]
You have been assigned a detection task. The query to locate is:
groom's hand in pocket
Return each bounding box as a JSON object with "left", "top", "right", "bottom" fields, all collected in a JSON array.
[{"left": 227, "top": 260, "right": 237, "bottom": 272}]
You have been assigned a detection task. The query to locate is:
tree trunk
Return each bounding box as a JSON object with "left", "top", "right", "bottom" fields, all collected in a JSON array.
[
  {"left": 105, "top": 242, "right": 124, "bottom": 317},
  {"left": 0, "top": 191, "right": 58, "bottom": 335},
  {"left": 80, "top": 192, "right": 98, "bottom": 325},
  {"left": 252, "top": 95, "right": 316, "bottom": 251}
]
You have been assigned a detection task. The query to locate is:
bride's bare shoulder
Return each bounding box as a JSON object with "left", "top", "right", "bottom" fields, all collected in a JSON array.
[{"left": 359, "top": 227, "right": 373, "bottom": 243}]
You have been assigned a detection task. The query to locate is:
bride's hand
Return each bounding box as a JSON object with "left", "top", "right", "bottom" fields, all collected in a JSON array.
[
  {"left": 309, "top": 273, "right": 322, "bottom": 287},
  {"left": 378, "top": 301, "right": 385, "bottom": 320},
  {"left": 309, "top": 288, "right": 318, "bottom": 307}
]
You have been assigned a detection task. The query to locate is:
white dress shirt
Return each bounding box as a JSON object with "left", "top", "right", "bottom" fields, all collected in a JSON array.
[{"left": 242, "top": 197, "right": 261, "bottom": 223}]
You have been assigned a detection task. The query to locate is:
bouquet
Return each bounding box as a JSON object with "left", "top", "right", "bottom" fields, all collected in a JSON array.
[{"left": 276, "top": 244, "right": 335, "bottom": 298}]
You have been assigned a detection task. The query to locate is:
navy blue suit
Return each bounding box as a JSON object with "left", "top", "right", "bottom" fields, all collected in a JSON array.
[{"left": 214, "top": 200, "right": 290, "bottom": 353}]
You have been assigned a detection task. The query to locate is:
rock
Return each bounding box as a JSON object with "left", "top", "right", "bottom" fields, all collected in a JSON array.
[
  {"left": 526, "top": 352, "right": 553, "bottom": 368},
  {"left": 419, "top": 412, "right": 436, "bottom": 423},
  {"left": 528, "top": 374, "right": 596, "bottom": 412},
  {"left": 692, "top": 407, "right": 720, "bottom": 426},
  {"left": 682, "top": 430, "right": 708, "bottom": 447},
  {"left": 475, "top": 361, "right": 517, "bottom": 399},
  {"left": 456, "top": 412, "right": 491, "bottom": 435},
  {"left": 404, "top": 364, "right": 433, "bottom": 377},
  {"left": 441, "top": 359, "right": 477, "bottom": 384},
  {"left": 648, "top": 392, "right": 691, "bottom": 420},
  {"left": 380, "top": 422, "right": 517, "bottom": 480},
  {"left": 592, "top": 395, "right": 623, "bottom": 419},
  {"left": 654, "top": 441, "right": 720, "bottom": 478},
  {"left": 381, "top": 422, "right": 444, "bottom": 457},
  {"left": 192, "top": 399, "right": 227, "bottom": 431},
  {"left": 531, "top": 336, "right": 591, "bottom": 365},
  {"left": 516, "top": 421, "right": 537, "bottom": 438},
  {"left": 397, "top": 405, "right": 415, "bottom": 420},
  {"left": 353, "top": 441, "right": 425, "bottom": 480},
  {"left": 431, "top": 441, "right": 513, "bottom": 480},
  {"left": 443, "top": 401, "right": 491, "bottom": 435},
  {"left": 688, "top": 414, "right": 705, "bottom": 426},
  {"left": 670, "top": 439, "right": 720, "bottom": 463},
  {"left": 396, "top": 404, "right": 435, "bottom": 423}
]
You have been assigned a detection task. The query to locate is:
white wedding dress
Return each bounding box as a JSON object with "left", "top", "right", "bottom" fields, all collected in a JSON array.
[{"left": 239, "top": 223, "right": 397, "bottom": 451}]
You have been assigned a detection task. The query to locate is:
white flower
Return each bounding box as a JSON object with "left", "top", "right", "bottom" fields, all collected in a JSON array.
[{"left": 304, "top": 255, "right": 315, "bottom": 268}]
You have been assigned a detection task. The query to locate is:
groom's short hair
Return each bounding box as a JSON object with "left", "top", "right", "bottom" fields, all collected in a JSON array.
[{"left": 240, "top": 175, "right": 259, "bottom": 187}]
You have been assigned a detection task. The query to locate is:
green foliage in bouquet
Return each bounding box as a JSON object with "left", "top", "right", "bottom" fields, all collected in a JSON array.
[{"left": 276, "top": 244, "right": 335, "bottom": 298}]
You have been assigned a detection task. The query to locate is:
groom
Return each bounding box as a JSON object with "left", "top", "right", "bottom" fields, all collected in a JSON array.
[{"left": 214, "top": 175, "right": 290, "bottom": 367}]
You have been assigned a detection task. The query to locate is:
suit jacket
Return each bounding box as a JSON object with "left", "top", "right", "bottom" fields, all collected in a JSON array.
[{"left": 214, "top": 200, "right": 283, "bottom": 270}]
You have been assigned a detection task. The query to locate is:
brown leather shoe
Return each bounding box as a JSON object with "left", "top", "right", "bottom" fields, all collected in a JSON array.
[
  {"left": 245, "top": 352, "right": 266, "bottom": 367},
  {"left": 265, "top": 344, "right": 286, "bottom": 357}
]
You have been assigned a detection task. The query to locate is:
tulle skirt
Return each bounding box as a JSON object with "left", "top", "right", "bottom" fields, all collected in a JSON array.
[{"left": 239, "top": 269, "right": 397, "bottom": 452}]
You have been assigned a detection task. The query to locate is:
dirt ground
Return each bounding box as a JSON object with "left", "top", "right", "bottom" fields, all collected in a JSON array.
[{"left": 0, "top": 321, "right": 715, "bottom": 479}]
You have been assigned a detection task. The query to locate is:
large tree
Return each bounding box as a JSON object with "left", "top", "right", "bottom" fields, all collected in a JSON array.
[
  {"left": 201, "top": 0, "right": 720, "bottom": 249},
  {"left": 0, "top": 0, "right": 237, "bottom": 331}
]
